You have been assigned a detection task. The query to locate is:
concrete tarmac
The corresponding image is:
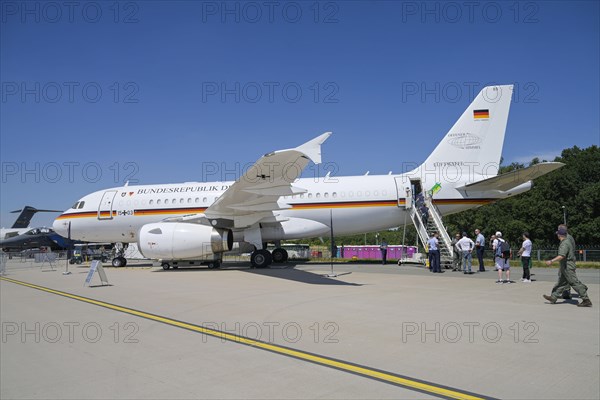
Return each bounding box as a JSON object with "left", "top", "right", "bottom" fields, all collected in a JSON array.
[{"left": 1, "top": 259, "right": 599, "bottom": 399}]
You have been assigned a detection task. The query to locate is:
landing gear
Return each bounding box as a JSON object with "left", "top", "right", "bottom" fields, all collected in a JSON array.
[
  {"left": 112, "top": 256, "right": 127, "bottom": 267},
  {"left": 207, "top": 260, "right": 221, "bottom": 269},
  {"left": 271, "top": 248, "right": 288, "bottom": 264},
  {"left": 251, "top": 249, "right": 272, "bottom": 268},
  {"left": 111, "top": 243, "right": 128, "bottom": 267},
  {"left": 161, "top": 262, "right": 170, "bottom": 270}
]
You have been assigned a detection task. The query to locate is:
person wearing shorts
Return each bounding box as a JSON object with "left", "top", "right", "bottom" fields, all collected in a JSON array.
[{"left": 494, "top": 231, "right": 511, "bottom": 284}]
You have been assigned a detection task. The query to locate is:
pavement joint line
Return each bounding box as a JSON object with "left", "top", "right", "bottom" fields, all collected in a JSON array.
[{"left": 1, "top": 276, "right": 496, "bottom": 400}]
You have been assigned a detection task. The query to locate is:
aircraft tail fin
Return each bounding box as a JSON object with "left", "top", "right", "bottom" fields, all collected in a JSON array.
[
  {"left": 10, "top": 206, "right": 62, "bottom": 229},
  {"left": 422, "top": 85, "right": 513, "bottom": 177}
]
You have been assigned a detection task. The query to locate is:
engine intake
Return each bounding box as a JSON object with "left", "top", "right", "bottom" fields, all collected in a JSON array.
[{"left": 138, "top": 222, "right": 233, "bottom": 260}]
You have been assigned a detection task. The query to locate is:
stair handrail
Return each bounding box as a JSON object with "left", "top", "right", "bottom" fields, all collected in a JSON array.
[
  {"left": 424, "top": 196, "right": 453, "bottom": 257},
  {"left": 408, "top": 204, "right": 430, "bottom": 249}
]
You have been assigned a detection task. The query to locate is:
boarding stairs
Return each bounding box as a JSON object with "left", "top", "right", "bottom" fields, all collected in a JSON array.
[{"left": 407, "top": 194, "right": 454, "bottom": 269}]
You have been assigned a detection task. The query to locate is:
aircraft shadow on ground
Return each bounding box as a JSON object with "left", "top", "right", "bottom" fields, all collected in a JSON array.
[
  {"left": 243, "top": 265, "right": 362, "bottom": 286},
  {"left": 150, "top": 263, "right": 362, "bottom": 286}
]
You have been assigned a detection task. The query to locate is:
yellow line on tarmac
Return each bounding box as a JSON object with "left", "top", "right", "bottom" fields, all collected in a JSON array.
[{"left": 0, "top": 276, "right": 492, "bottom": 400}]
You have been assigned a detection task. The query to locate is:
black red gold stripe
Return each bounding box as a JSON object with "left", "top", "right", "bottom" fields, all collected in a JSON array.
[{"left": 54, "top": 199, "right": 497, "bottom": 220}]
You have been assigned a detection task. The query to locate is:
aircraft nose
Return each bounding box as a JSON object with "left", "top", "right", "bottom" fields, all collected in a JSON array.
[{"left": 52, "top": 217, "right": 69, "bottom": 237}]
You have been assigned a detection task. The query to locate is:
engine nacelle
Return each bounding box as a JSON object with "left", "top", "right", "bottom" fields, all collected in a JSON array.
[{"left": 137, "top": 222, "right": 233, "bottom": 260}]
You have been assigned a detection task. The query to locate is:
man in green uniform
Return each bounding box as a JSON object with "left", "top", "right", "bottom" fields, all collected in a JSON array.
[{"left": 543, "top": 225, "right": 592, "bottom": 307}]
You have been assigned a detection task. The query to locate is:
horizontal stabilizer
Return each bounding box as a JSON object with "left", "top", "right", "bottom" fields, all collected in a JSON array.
[{"left": 458, "top": 162, "right": 564, "bottom": 192}]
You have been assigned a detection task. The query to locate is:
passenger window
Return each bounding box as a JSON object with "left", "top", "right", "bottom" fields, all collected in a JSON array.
[
  {"left": 308, "top": 193, "right": 313, "bottom": 198},
  {"left": 188, "top": 198, "right": 191, "bottom": 203},
  {"left": 332, "top": 192, "right": 337, "bottom": 198},
  {"left": 149, "top": 200, "right": 154, "bottom": 205},
  {"left": 203, "top": 197, "right": 207, "bottom": 203},
  {"left": 165, "top": 199, "right": 169, "bottom": 204},
  {"left": 324, "top": 193, "right": 329, "bottom": 198},
  {"left": 180, "top": 198, "right": 184, "bottom": 204},
  {"left": 316, "top": 193, "right": 321, "bottom": 198},
  {"left": 157, "top": 199, "right": 162, "bottom": 205}
]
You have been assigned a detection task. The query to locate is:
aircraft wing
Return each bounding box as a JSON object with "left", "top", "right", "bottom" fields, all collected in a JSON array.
[
  {"left": 457, "top": 162, "right": 564, "bottom": 192},
  {"left": 203, "top": 132, "right": 332, "bottom": 228}
]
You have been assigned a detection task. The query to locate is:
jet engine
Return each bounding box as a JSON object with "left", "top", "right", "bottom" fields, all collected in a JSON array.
[{"left": 138, "top": 222, "right": 233, "bottom": 260}]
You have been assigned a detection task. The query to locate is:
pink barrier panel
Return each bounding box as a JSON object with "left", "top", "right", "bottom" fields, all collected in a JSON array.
[{"left": 338, "top": 245, "right": 417, "bottom": 260}]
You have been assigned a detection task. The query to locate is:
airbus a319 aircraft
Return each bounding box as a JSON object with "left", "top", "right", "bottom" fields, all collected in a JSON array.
[{"left": 53, "top": 85, "right": 563, "bottom": 268}]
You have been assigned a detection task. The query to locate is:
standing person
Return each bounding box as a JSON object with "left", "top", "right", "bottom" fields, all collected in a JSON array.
[
  {"left": 475, "top": 229, "right": 486, "bottom": 272},
  {"left": 379, "top": 238, "right": 388, "bottom": 265},
  {"left": 427, "top": 232, "right": 441, "bottom": 273},
  {"left": 451, "top": 233, "right": 461, "bottom": 271},
  {"left": 420, "top": 204, "right": 429, "bottom": 227},
  {"left": 494, "top": 231, "right": 511, "bottom": 284},
  {"left": 489, "top": 234, "right": 496, "bottom": 266},
  {"left": 457, "top": 232, "right": 475, "bottom": 274},
  {"left": 543, "top": 225, "right": 592, "bottom": 307},
  {"left": 518, "top": 232, "right": 533, "bottom": 283}
]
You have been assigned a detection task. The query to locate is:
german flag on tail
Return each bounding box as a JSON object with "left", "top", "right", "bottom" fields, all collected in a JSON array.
[{"left": 473, "top": 109, "right": 489, "bottom": 119}]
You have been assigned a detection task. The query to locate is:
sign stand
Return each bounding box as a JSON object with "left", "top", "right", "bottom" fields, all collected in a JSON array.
[
  {"left": 39, "top": 252, "right": 56, "bottom": 271},
  {"left": 63, "top": 221, "right": 72, "bottom": 275},
  {"left": 84, "top": 260, "right": 110, "bottom": 287}
]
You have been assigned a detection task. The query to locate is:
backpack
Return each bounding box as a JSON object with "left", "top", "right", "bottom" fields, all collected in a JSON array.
[{"left": 496, "top": 239, "right": 511, "bottom": 259}]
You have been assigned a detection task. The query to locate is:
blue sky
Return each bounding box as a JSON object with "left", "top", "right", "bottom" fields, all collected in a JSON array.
[{"left": 1, "top": 1, "right": 599, "bottom": 228}]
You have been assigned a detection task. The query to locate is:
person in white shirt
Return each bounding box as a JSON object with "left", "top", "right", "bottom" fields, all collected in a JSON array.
[
  {"left": 518, "top": 232, "right": 533, "bottom": 282},
  {"left": 456, "top": 232, "right": 475, "bottom": 274},
  {"left": 474, "top": 229, "right": 486, "bottom": 272}
]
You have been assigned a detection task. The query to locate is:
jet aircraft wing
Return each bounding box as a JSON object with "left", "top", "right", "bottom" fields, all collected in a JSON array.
[
  {"left": 202, "top": 132, "right": 332, "bottom": 228},
  {"left": 457, "top": 162, "right": 564, "bottom": 192}
]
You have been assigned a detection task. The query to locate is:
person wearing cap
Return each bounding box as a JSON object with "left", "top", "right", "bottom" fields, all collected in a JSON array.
[
  {"left": 543, "top": 225, "right": 592, "bottom": 307},
  {"left": 493, "top": 231, "right": 511, "bottom": 284},
  {"left": 456, "top": 232, "right": 475, "bottom": 274}
]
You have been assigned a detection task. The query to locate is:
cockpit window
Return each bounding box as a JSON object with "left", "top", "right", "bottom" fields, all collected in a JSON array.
[
  {"left": 72, "top": 202, "right": 80, "bottom": 209},
  {"left": 78, "top": 201, "right": 85, "bottom": 209}
]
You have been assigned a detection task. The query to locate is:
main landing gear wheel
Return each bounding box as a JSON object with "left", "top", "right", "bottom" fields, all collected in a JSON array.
[
  {"left": 207, "top": 261, "right": 221, "bottom": 269},
  {"left": 161, "top": 262, "right": 171, "bottom": 270},
  {"left": 251, "top": 249, "right": 272, "bottom": 269},
  {"left": 112, "top": 257, "right": 127, "bottom": 267},
  {"left": 271, "top": 248, "right": 288, "bottom": 263}
]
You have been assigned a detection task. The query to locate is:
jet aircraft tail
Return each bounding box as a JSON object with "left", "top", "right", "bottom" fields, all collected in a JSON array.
[
  {"left": 10, "top": 206, "right": 62, "bottom": 229},
  {"left": 421, "top": 84, "right": 514, "bottom": 177}
]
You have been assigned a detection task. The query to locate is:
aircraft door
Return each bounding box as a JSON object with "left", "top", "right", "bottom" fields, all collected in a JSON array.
[
  {"left": 98, "top": 190, "right": 117, "bottom": 220},
  {"left": 394, "top": 177, "right": 411, "bottom": 208}
]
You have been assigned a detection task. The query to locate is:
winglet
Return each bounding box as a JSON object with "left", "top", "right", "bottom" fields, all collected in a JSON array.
[{"left": 294, "top": 132, "right": 332, "bottom": 164}]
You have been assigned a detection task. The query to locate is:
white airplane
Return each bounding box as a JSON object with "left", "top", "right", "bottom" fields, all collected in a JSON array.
[{"left": 53, "top": 85, "right": 563, "bottom": 268}]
